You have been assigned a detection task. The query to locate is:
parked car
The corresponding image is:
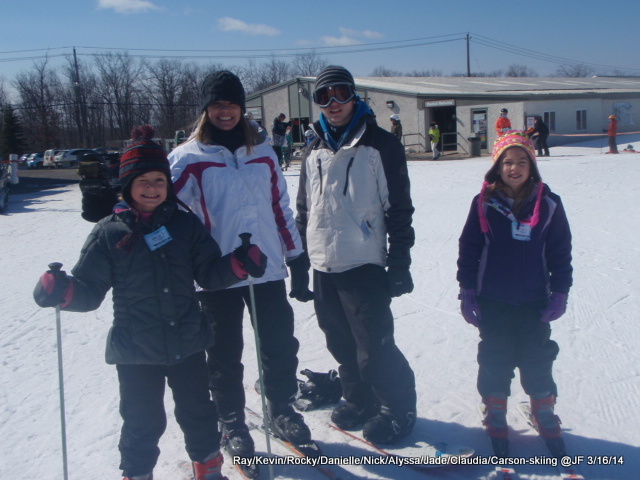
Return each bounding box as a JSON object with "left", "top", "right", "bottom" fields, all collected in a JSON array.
[
  {"left": 44, "top": 149, "right": 67, "bottom": 168},
  {"left": 53, "top": 149, "right": 94, "bottom": 168},
  {"left": 19, "top": 154, "right": 30, "bottom": 165},
  {"left": 27, "top": 152, "right": 45, "bottom": 169}
]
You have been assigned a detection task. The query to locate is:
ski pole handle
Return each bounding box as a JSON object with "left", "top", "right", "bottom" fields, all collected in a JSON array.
[
  {"left": 49, "top": 262, "right": 63, "bottom": 273},
  {"left": 239, "top": 232, "right": 252, "bottom": 249}
]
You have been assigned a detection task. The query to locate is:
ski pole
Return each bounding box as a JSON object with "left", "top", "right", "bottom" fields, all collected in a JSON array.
[
  {"left": 238, "top": 234, "right": 274, "bottom": 480},
  {"left": 48, "top": 262, "right": 69, "bottom": 480}
]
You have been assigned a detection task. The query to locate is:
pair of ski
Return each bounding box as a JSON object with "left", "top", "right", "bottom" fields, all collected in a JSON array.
[
  {"left": 243, "top": 405, "right": 350, "bottom": 480},
  {"left": 486, "top": 402, "right": 585, "bottom": 480},
  {"left": 243, "top": 405, "right": 475, "bottom": 479}
]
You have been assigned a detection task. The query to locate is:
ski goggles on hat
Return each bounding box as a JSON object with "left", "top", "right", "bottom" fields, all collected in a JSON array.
[{"left": 313, "top": 84, "right": 356, "bottom": 108}]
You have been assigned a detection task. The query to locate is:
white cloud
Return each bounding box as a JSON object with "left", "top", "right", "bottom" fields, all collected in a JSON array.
[
  {"left": 320, "top": 35, "right": 362, "bottom": 47},
  {"left": 218, "top": 17, "right": 280, "bottom": 36},
  {"left": 97, "top": 0, "right": 160, "bottom": 14},
  {"left": 339, "top": 27, "right": 383, "bottom": 39}
]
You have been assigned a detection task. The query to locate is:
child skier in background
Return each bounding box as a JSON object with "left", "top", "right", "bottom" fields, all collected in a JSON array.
[
  {"left": 456, "top": 131, "right": 573, "bottom": 458},
  {"left": 33, "top": 126, "right": 267, "bottom": 480}
]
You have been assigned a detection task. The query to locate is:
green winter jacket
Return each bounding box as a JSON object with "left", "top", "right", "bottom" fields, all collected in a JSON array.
[
  {"left": 428, "top": 127, "right": 440, "bottom": 143},
  {"left": 64, "top": 201, "right": 240, "bottom": 365}
]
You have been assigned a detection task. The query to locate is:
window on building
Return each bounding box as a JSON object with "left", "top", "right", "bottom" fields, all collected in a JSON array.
[
  {"left": 543, "top": 111, "right": 556, "bottom": 132},
  {"left": 576, "top": 110, "right": 587, "bottom": 131}
]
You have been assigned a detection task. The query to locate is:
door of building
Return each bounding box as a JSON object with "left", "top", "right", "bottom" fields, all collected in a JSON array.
[
  {"left": 431, "top": 106, "right": 457, "bottom": 152},
  {"left": 472, "top": 109, "right": 488, "bottom": 149}
]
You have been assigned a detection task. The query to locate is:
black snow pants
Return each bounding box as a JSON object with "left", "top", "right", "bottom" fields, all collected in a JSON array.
[
  {"left": 313, "top": 264, "right": 417, "bottom": 417},
  {"left": 117, "top": 352, "right": 219, "bottom": 477},
  {"left": 198, "top": 280, "right": 300, "bottom": 422},
  {"left": 536, "top": 134, "right": 550, "bottom": 156},
  {"left": 476, "top": 297, "right": 559, "bottom": 399}
]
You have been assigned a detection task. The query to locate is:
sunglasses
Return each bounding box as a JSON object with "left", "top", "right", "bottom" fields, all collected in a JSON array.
[{"left": 313, "top": 84, "right": 355, "bottom": 108}]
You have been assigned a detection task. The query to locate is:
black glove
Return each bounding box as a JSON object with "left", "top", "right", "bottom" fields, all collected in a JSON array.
[
  {"left": 80, "top": 185, "right": 118, "bottom": 223},
  {"left": 386, "top": 268, "right": 414, "bottom": 298},
  {"left": 34, "top": 266, "right": 72, "bottom": 307},
  {"left": 287, "top": 252, "right": 314, "bottom": 302},
  {"left": 232, "top": 240, "right": 268, "bottom": 278},
  {"left": 294, "top": 369, "right": 343, "bottom": 411}
]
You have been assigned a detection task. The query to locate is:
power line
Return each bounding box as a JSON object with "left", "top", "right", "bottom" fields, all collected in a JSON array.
[
  {"left": 1, "top": 32, "right": 637, "bottom": 74},
  {"left": 77, "top": 38, "right": 464, "bottom": 60},
  {"left": 469, "top": 33, "right": 640, "bottom": 74}
]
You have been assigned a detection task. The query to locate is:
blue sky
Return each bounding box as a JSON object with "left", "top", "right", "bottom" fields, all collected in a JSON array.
[{"left": 2, "top": 0, "right": 639, "bottom": 85}]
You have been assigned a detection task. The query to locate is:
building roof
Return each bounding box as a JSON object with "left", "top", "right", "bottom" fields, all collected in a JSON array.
[
  {"left": 353, "top": 76, "right": 640, "bottom": 99},
  {"left": 247, "top": 76, "right": 640, "bottom": 101}
]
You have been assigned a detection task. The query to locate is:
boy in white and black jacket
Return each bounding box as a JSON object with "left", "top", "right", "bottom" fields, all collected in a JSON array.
[{"left": 295, "top": 65, "right": 417, "bottom": 445}]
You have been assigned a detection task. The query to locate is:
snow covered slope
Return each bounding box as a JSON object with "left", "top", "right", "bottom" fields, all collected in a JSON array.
[{"left": 2, "top": 138, "right": 639, "bottom": 480}]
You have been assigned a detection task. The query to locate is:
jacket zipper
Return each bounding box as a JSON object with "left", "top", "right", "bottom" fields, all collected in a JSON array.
[
  {"left": 316, "top": 158, "right": 323, "bottom": 194},
  {"left": 343, "top": 157, "right": 354, "bottom": 195}
]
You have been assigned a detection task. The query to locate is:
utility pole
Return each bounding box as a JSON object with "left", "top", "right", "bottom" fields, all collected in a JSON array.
[
  {"left": 466, "top": 33, "right": 471, "bottom": 77},
  {"left": 73, "top": 48, "right": 89, "bottom": 147}
]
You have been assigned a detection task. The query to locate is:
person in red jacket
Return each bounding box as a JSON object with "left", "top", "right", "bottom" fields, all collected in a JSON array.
[
  {"left": 607, "top": 115, "right": 618, "bottom": 153},
  {"left": 495, "top": 108, "right": 512, "bottom": 137}
]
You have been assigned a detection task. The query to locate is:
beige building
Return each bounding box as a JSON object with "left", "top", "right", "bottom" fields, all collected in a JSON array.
[{"left": 246, "top": 76, "right": 640, "bottom": 155}]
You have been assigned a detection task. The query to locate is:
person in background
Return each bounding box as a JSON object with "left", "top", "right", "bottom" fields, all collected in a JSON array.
[
  {"left": 428, "top": 122, "right": 441, "bottom": 160},
  {"left": 495, "top": 108, "right": 512, "bottom": 137},
  {"left": 606, "top": 114, "right": 618, "bottom": 153},
  {"left": 283, "top": 125, "right": 294, "bottom": 170},
  {"left": 530, "top": 117, "right": 550, "bottom": 157},
  {"left": 457, "top": 131, "right": 573, "bottom": 458},
  {"left": 169, "top": 71, "right": 315, "bottom": 467},
  {"left": 297, "top": 65, "right": 417, "bottom": 445},
  {"left": 271, "top": 113, "right": 290, "bottom": 166},
  {"left": 390, "top": 114, "right": 403, "bottom": 141},
  {"left": 34, "top": 126, "right": 267, "bottom": 480}
]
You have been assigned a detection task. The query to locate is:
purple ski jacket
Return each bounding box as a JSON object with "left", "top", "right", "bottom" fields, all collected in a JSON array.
[{"left": 457, "top": 183, "right": 572, "bottom": 305}]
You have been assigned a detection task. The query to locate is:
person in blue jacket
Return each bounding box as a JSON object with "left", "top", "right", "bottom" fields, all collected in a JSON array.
[{"left": 456, "top": 131, "right": 573, "bottom": 458}]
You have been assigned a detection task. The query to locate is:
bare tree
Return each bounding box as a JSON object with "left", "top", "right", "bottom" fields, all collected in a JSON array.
[
  {"left": 12, "top": 59, "right": 64, "bottom": 151},
  {"left": 555, "top": 64, "right": 595, "bottom": 77},
  {"left": 0, "top": 77, "right": 8, "bottom": 109},
  {"left": 290, "top": 51, "right": 329, "bottom": 77},
  {"left": 505, "top": 64, "right": 538, "bottom": 77},
  {"left": 92, "top": 52, "right": 147, "bottom": 141},
  {"left": 242, "top": 57, "right": 292, "bottom": 94},
  {"left": 406, "top": 69, "right": 443, "bottom": 77},
  {"left": 369, "top": 66, "right": 402, "bottom": 77},
  {"left": 146, "top": 59, "right": 191, "bottom": 139}
]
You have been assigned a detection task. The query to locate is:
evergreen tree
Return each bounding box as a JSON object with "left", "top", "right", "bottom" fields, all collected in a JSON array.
[{"left": 1, "top": 105, "right": 28, "bottom": 157}]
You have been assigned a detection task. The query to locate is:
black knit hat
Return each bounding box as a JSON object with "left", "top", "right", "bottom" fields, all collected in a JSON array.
[
  {"left": 119, "top": 125, "right": 171, "bottom": 204},
  {"left": 314, "top": 65, "right": 355, "bottom": 93},
  {"left": 201, "top": 70, "right": 246, "bottom": 112}
]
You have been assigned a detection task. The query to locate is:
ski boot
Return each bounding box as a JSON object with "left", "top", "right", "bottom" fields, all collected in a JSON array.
[
  {"left": 219, "top": 413, "right": 255, "bottom": 458},
  {"left": 193, "top": 452, "right": 228, "bottom": 480},
  {"left": 530, "top": 394, "right": 566, "bottom": 458},
  {"left": 219, "top": 413, "right": 260, "bottom": 478},
  {"left": 482, "top": 395, "right": 509, "bottom": 457},
  {"left": 123, "top": 474, "right": 152, "bottom": 480},
  {"left": 362, "top": 406, "right": 416, "bottom": 445},
  {"left": 331, "top": 401, "right": 379, "bottom": 430},
  {"left": 268, "top": 400, "right": 312, "bottom": 446}
]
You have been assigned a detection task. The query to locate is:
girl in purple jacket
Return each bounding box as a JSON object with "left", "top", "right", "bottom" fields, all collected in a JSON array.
[{"left": 456, "top": 131, "right": 573, "bottom": 458}]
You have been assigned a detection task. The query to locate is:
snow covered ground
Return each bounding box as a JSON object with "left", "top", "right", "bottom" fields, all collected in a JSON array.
[{"left": 2, "top": 135, "right": 639, "bottom": 480}]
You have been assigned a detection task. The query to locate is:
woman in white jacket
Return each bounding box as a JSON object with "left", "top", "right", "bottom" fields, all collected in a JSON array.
[{"left": 168, "top": 71, "right": 314, "bottom": 465}]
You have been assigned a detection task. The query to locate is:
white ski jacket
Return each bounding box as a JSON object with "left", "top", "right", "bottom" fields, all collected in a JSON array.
[
  {"left": 297, "top": 114, "right": 415, "bottom": 273},
  {"left": 169, "top": 135, "right": 303, "bottom": 288}
]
